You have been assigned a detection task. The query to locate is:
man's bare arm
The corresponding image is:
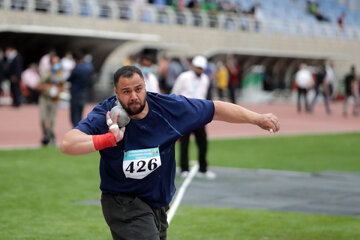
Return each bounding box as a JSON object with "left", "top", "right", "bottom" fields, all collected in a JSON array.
[
  {"left": 60, "top": 112, "right": 125, "bottom": 156},
  {"left": 60, "top": 129, "right": 96, "bottom": 156},
  {"left": 212, "top": 101, "right": 280, "bottom": 132}
]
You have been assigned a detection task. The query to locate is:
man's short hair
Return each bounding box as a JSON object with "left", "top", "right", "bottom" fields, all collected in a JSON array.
[{"left": 113, "top": 65, "right": 144, "bottom": 87}]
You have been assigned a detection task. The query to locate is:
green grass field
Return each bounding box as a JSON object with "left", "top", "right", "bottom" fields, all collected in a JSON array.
[{"left": 0, "top": 133, "right": 359, "bottom": 239}]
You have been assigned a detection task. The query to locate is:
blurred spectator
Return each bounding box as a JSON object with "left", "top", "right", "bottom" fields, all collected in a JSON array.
[
  {"left": 253, "top": 2, "right": 264, "bottom": 31},
  {"left": 165, "top": 57, "right": 183, "bottom": 94},
  {"left": 309, "top": 65, "right": 332, "bottom": 115},
  {"left": 187, "top": 0, "right": 202, "bottom": 26},
  {"left": 201, "top": 0, "right": 218, "bottom": 27},
  {"left": 307, "top": 0, "right": 318, "bottom": 15},
  {"left": 216, "top": 60, "right": 229, "bottom": 101},
  {"left": 225, "top": 56, "right": 240, "bottom": 104},
  {"left": 170, "top": 0, "right": 186, "bottom": 24},
  {"left": 39, "top": 49, "right": 57, "bottom": 74},
  {"left": 306, "top": 0, "right": 330, "bottom": 22},
  {"left": 294, "top": 63, "right": 313, "bottom": 113},
  {"left": 139, "top": 55, "right": 160, "bottom": 93},
  {"left": 20, "top": 63, "right": 40, "bottom": 104},
  {"left": 67, "top": 52, "right": 94, "bottom": 127},
  {"left": 325, "top": 62, "right": 335, "bottom": 100},
  {"left": 263, "top": 69, "right": 273, "bottom": 91},
  {"left": 123, "top": 54, "right": 137, "bottom": 66},
  {"left": 0, "top": 49, "right": 4, "bottom": 97},
  {"left": 204, "top": 59, "right": 216, "bottom": 100},
  {"left": 4, "top": 46, "right": 23, "bottom": 107},
  {"left": 343, "top": 66, "right": 358, "bottom": 117},
  {"left": 84, "top": 53, "right": 93, "bottom": 64},
  {"left": 337, "top": 11, "right": 345, "bottom": 30},
  {"left": 172, "top": 55, "right": 216, "bottom": 180},
  {"left": 157, "top": 55, "right": 168, "bottom": 92},
  {"left": 61, "top": 51, "right": 75, "bottom": 80},
  {"left": 38, "top": 55, "right": 66, "bottom": 145}
]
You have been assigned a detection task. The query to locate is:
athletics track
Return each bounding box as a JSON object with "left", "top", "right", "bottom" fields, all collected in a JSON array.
[{"left": 0, "top": 101, "right": 359, "bottom": 149}]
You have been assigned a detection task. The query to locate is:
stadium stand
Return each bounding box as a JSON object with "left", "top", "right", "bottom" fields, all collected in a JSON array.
[{"left": 0, "top": 0, "right": 359, "bottom": 101}]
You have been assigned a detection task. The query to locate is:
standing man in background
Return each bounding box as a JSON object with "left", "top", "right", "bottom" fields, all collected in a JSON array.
[
  {"left": 325, "top": 62, "right": 335, "bottom": 101},
  {"left": 343, "top": 65, "right": 358, "bottom": 117},
  {"left": 38, "top": 55, "right": 65, "bottom": 145},
  {"left": 216, "top": 60, "right": 229, "bottom": 101},
  {"left": 165, "top": 57, "right": 183, "bottom": 94},
  {"left": 61, "top": 51, "right": 75, "bottom": 80},
  {"left": 226, "top": 56, "right": 240, "bottom": 104},
  {"left": 68, "top": 52, "right": 94, "bottom": 127},
  {"left": 309, "top": 65, "right": 332, "bottom": 115},
  {"left": 295, "top": 63, "right": 313, "bottom": 113},
  {"left": 0, "top": 49, "right": 4, "bottom": 98},
  {"left": 5, "top": 46, "right": 23, "bottom": 107},
  {"left": 172, "top": 55, "right": 216, "bottom": 179},
  {"left": 139, "top": 55, "right": 160, "bottom": 93}
]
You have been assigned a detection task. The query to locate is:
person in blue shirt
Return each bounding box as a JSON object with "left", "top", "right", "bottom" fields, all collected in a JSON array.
[
  {"left": 60, "top": 65, "right": 280, "bottom": 240},
  {"left": 67, "top": 51, "right": 94, "bottom": 127}
]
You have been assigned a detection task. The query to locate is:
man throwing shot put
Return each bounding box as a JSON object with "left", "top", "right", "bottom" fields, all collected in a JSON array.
[{"left": 60, "top": 65, "right": 280, "bottom": 240}]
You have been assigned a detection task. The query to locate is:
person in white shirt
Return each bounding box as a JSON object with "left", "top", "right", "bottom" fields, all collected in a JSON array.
[
  {"left": 21, "top": 63, "right": 40, "bottom": 103},
  {"left": 325, "top": 63, "right": 335, "bottom": 100},
  {"left": 39, "top": 49, "right": 56, "bottom": 75},
  {"left": 172, "top": 55, "right": 216, "bottom": 179},
  {"left": 61, "top": 51, "right": 75, "bottom": 80},
  {"left": 139, "top": 55, "right": 160, "bottom": 93},
  {"left": 295, "top": 63, "right": 313, "bottom": 113}
]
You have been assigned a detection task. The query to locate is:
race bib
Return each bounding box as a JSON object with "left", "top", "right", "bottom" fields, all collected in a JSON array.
[{"left": 123, "top": 147, "right": 162, "bottom": 179}]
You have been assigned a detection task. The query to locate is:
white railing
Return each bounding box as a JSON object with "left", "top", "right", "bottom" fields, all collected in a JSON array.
[{"left": 1, "top": 0, "right": 359, "bottom": 41}]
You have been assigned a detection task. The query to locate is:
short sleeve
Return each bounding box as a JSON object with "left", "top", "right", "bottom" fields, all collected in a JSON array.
[
  {"left": 154, "top": 94, "right": 214, "bottom": 136},
  {"left": 75, "top": 97, "right": 115, "bottom": 135},
  {"left": 177, "top": 96, "right": 214, "bottom": 135}
]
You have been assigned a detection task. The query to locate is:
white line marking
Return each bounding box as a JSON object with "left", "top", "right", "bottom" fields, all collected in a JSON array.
[{"left": 167, "top": 163, "right": 199, "bottom": 225}]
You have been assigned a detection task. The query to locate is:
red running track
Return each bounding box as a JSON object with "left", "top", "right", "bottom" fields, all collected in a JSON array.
[{"left": 0, "top": 101, "right": 359, "bottom": 149}]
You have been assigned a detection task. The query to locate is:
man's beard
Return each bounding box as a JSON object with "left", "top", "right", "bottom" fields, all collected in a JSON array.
[{"left": 119, "top": 96, "right": 146, "bottom": 116}]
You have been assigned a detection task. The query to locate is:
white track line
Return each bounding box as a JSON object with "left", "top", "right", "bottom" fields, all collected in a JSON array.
[{"left": 167, "top": 163, "right": 199, "bottom": 225}]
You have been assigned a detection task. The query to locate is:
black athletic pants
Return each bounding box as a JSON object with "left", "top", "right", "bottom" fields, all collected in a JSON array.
[
  {"left": 180, "top": 126, "right": 208, "bottom": 173},
  {"left": 101, "top": 193, "right": 169, "bottom": 240}
]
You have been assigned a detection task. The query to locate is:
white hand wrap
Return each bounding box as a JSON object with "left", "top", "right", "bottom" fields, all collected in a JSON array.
[
  {"left": 107, "top": 119, "right": 113, "bottom": 126},
  {"left": 109, "top": 124, "right": 119, "bottom": 130}
]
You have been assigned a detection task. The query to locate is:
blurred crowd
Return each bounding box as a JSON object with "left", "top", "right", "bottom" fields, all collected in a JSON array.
[
  {"left": 1, "top": 47, "right": 359, "bottom": 145},
  {"left": 123, "top": 53, "right": 243, "bottom": 104},
  {"left": 0, "top": 46, "right": 94, "bottom": 145},
  {"left": 125, "top": 53, "right": 360, "bottom": 118},
  {"left": 294, "top": 63, "right": 359, "bottom": 116}
]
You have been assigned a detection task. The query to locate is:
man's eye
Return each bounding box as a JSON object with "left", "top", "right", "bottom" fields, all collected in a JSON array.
[
  {"left": 136, "top": 87, "right": 142, "bottom": 92},
  {"left": 123, "top": 90, "right": 130, "bottom": 94}
]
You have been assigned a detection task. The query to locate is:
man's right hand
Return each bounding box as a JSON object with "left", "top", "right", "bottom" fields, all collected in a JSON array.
[{"left": 106, "top": 111, "right": 126, "bottom": 142}]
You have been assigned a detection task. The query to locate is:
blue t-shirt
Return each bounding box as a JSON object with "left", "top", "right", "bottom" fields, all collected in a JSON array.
[{"left": 76, "top": 92, "right": 214, "bottom": 207}]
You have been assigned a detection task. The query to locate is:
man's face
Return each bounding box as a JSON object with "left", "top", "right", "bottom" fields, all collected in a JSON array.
[
  {"left": 115, "top": 73, "right": 147, "bottom": 116},
  {"left": 192, "top": 66, "right": 204, "bottom": 77}
]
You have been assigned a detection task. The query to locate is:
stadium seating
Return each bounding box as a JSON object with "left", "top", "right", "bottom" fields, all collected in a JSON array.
[{"left": 1, "top": 0, "right": 359, "bottom": 38}]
